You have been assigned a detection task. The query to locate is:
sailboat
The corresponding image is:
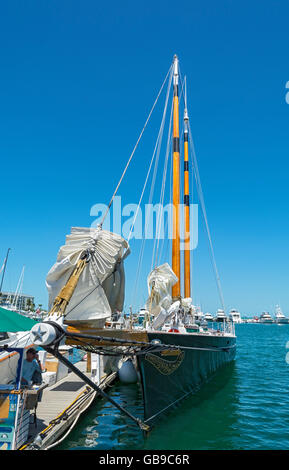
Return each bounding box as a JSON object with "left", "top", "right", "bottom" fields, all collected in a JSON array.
[
  {"left": 274, "top": 305, "right": 289, "bottom": 324},
  {"left": 1, "top": 266, "right": 25, "bottom": 313},
  {"left": 29, "top": 55, "right": 236, "bottom": 430}
]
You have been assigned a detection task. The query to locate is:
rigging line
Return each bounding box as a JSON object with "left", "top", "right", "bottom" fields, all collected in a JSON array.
[
  {"left": 130, "top": 66, "right": 183, "bottom": 306},
  {"left": 190, "top": 128, "right": 194, "bottom": 304},
  {"left": 66, "top": 333, "right": 235, "bottom": 353},
  {"left": 152, "top": 98, "right": 173, "bottom": 270},
  {"left": 158, "top": 128, "right": 173, "bottom": 265},
  {"left": 178, "top": 68, "right": 187, "bottom": 111},
  {"left": 130, "top": 69, "right": 173, "bottom": 308},
  {"left": 146, "top": 80, "right": 171, "bottom": 219},
  {"left": 100, "top": 64, "right": 173, "bottom": 227},
  {"left": 152, "top": 70, "right": 185, "bottom": 270},
  {"left": 64, "top": 280, "right": 101, "bottom": 317},
  {"left": 153, "top": 146, "right": 172, "bottom": 267},
  {"left": 181, "top": 74, "right": 194, "bottom": 301},
  {"left": 157, "top": 72, "right": 186, "bottom": 268},
  {"left": 188, "top": 122, "right": 226, "bottom": 311},
  {"left": 127, "top": 66, "right": 173, "bottom": 243},
  {"left": 129, "top": 120, "right": 172, "bottom": 308},
  {"left": 12, "top": 266, "right": 25, "bottom": 309}
]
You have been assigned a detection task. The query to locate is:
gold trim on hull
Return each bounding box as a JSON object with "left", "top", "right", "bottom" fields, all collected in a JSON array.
[{"left": 65, "top": 326, "right": 149, "bottom": 347}]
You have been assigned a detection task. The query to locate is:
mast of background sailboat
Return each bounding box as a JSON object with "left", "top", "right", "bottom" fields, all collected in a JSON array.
[
  {"left": 172, "top": 55, "right": 181, "bottom": 299},
  {"left": 0, "top": 248, "right": 11, "bottom": 299},
  {"left": 183, "top": 78, "right": 191, "bottom": 298}
]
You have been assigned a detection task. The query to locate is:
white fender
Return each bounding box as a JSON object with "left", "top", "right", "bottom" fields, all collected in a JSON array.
[{"left": 118, "top": 359, "right": 138, "bottom": 384}]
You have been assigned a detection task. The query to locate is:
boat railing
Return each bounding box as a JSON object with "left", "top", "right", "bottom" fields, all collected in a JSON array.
[{"left": 221, "top": 319, "right": 235, "bottom": 336}]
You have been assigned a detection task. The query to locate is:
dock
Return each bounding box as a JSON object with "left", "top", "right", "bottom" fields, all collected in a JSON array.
[{"left": 21, "top": 360, "right": 117, "bottom": 450}]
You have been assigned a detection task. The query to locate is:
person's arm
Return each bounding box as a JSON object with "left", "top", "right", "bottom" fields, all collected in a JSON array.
[{"left": 34, "top": 353, "right": 43, "bottom": 371}]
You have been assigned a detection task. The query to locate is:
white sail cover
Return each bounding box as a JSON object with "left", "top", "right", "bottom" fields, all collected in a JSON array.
[
  {"left": 146, "top": 263, "right": 178, "bottom": 315},
  {"left": 46, "top": 227, "right": 129, "bottom": 326}
]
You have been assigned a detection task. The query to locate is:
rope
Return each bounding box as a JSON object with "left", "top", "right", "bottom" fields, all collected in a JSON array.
[
  {"left": 151, "top": 98, "right": 173, "bottom": 270},
  {"left": 64, "top": 281, "right": 100, "bottom": 317},
  {"left": 42, "top": 388, "right": 96, "bottom": 450},
  {"left": 100, "top": 64, "right": 173, "bottom": 227},
  {"left": 66, "top": 331, "right": 235, "bottom": 355},
  {"left": 127, "top": 65, "right": 173, "bottom": 243},
  {"left": 129, "top": 68, "right": 173, "bottom": 308},
  {"left": 131, "top": 65, "right": 186, "bottom": 306},
  {"left": 188, "top": 122, "right": 226, "bottom": 312},
  {"left": 157, "top": 128, "right": 173, "bottom": 265}
]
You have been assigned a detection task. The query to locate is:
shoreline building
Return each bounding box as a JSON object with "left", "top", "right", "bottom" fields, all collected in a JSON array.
[{"left": 0, "top": 292, "right": 34, "bottom": 312}]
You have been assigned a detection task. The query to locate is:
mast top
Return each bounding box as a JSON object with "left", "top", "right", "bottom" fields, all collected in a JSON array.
[
  {"left": 173, "top": 55, "right": 179, "bottom": 85},
  {"left": 184, "top": 76, "right": 189, "bottom": 123}
]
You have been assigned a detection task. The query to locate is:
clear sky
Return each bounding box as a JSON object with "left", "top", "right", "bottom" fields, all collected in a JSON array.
[{"left": 0, "top": 0, "right": 289, "bottom": 316}]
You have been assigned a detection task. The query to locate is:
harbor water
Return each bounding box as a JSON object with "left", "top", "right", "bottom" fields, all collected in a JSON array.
[{"left": 57, "top": 324, "right": 289, "bottom": 450}]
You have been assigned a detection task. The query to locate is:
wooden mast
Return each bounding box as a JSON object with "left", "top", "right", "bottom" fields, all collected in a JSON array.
[
  {"left": 183, "top": 82, "right": 191, "bottom": 298},
  {"left": 172, "top": 55, "right": 181, "bottom": 299}
]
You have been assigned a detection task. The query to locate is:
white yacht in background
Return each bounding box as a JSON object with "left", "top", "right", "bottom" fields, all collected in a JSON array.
[
  {"left": 204, "top": 312, "right": 214, "bottom": 322},
  {"left": 274, "top": 305, "right": 289, "bottom": 324},
  {"left": 214, "top": 309, "right": 227, "bottom": 322},
  {"left": 229, "top": 308, "right": 242, "bottom": 324},
  {"left": 259, "top": 311, "right": 274, "bottom": 323},
  {"left": 193, "top": 307, "right": 204, "bottom": 322}
]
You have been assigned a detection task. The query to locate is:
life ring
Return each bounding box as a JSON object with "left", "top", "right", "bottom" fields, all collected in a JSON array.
[{"left": 168, "top": 328, "right": 179, "bottom": 333}]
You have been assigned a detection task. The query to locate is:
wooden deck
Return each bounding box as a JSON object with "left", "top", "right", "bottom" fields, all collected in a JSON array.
[{"left": 22, "top": 361, "right": 117, "bottom": 450}]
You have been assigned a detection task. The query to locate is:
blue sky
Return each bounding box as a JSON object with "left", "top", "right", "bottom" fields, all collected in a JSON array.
[{"left": 0, "top": 0, "right": 289, "bottom": 315}]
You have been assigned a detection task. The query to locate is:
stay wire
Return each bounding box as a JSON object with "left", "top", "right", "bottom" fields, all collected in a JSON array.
[{"left": 100, "top": 64, "right": 173, "bottom": 227}]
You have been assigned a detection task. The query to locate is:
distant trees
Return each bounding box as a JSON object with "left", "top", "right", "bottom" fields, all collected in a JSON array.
[{"left": 26, "top": 299, "right": 35, "bottom": 312}]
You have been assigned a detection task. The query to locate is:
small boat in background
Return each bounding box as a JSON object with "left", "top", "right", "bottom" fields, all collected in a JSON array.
[
  {"left": 259, "top": 312, "right": 274, "bottom": 323},
  {"left": 252, "top": 316, "right": 260, "bottom": 323},
  {"left": 204, "top": 312, "right": 214, "bottom": 322},
  {"left": 193, "top": 306, "right": 204, "bottom": 322},
  {"left": 274, "top": 305, "right": 289, "bottom": 324},
  {"left": 214, "top": 309, "right": 228, "bottom": 322},
  {"left": 229, "top": 308, "right": 242, "bottom": 324}
]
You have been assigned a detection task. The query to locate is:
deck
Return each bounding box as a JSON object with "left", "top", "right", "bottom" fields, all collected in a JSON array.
[{"left": 22, "top": 361, "right": 117, "bottom": 450}]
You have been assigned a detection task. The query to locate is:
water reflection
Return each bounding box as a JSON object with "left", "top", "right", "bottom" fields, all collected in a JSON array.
[{"left": 57, "top": 362, "right": 237, "bottom": 450}]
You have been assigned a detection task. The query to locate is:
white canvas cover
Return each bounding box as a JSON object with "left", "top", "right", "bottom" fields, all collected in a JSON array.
[
  {"left": 46, "top": 227, "right": 129, "bottom": 326},
  {"left": 152, "top": 301, "right": 180, "bottom": 330},
  {"left": 146, "top": 262, "right": 178, "bottom": 316}
]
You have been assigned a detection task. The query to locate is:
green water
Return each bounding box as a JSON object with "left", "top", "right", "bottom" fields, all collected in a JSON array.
[{"left": 58, "top": 324, "right": 289, "bottom": 450}]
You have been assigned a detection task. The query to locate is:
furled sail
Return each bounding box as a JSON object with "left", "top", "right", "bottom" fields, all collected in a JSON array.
[
  {"left": 146, "top": 263, "right": 178, "bottom": 315},
  {"left": 46, "top": 227, "right": 130, "bottom": 327},
  {"left": 146, "top": 263, "right": 179, "bottom": 329}
]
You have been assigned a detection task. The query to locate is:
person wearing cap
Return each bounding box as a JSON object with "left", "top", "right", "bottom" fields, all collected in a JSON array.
[{"left": 21, "top": 347, "right": 42, "bottom": 386}]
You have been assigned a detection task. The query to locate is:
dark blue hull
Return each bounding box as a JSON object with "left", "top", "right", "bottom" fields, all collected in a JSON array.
[{"left": 137, "top": 331, "right": 236, "bottom": 425}]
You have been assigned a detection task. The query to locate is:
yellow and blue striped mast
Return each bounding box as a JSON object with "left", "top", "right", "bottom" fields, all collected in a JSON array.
[
  {"left": 172, "top": 55, "right": 181, "bottom": 299},
  {"left": 183, "top": 80, "right": 191, "bottom": 299}
]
